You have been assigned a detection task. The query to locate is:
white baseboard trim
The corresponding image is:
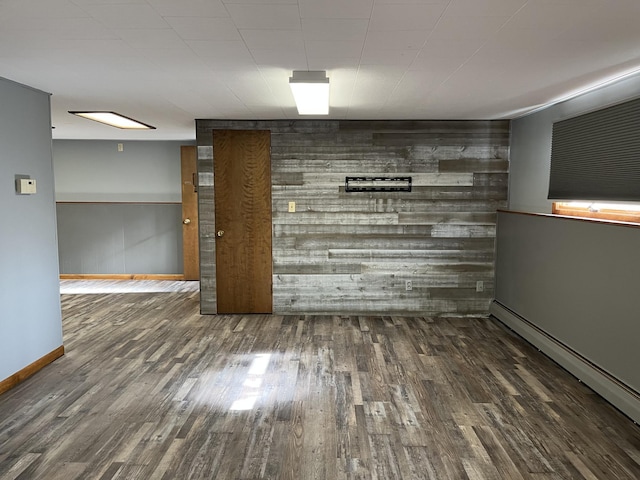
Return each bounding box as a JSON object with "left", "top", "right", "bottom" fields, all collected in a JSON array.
[{"left": 490, "top": 300, "right": 640, "bottom": 424}]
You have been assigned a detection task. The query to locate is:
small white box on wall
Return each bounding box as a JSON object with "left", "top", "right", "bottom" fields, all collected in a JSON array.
[{"left": 17, "top": 178, "right": 37, "bottom": 194}]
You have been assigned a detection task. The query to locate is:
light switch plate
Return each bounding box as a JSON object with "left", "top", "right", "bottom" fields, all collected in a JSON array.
[{"left": 288, "top": 201, "right": 296, "bottom": 213}]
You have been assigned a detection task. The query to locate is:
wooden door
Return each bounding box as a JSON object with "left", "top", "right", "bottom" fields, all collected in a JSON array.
[
  {"left": 213, "top": 130, "right": 272, "bottom": 313},
  {"left": 181, "top": 146, "right": 200, "bottom": 280}
]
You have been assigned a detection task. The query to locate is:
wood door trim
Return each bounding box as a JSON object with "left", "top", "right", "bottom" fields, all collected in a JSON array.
[{"left": 56, "top": 202, "right": 181, "bottom": 205}]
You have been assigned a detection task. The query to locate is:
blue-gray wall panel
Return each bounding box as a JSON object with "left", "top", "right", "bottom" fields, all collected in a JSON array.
[
  {"left": 56, "top": 203, "right": 183, "bottom": 274},
  {"left": 494, "top": 211, "right": 640, "bottom": 396},
  {"left": 53, "top": 140, "right": 187, "bottom": 203},
  {"left": 0, "top": 77, "right": 63, "bottom": 382}
]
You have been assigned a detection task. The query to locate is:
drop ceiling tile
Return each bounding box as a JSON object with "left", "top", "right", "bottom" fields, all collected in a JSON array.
[
  {"left": 361, "top": 46, "right": 419, "bottom": 66},
  {"left": 226, "top": 4, "right": 301, "bottom": 29},
  {"left": 299, "top": 0, "right": 373, "bottom": 19},
  {"left": 185, "top": 88, "right": 249, "bottom": 116},
  {"left": 3, "top": 0, "right": 639, "bottom": 140},
  {"left": 214, "top": 66, "right": 260, "bottom": 82},
  {"left": 223, "top": 73, "right": 278, "bottom": 106},
  {"left": 369, "top": 4, "right": 446, "bottom": 31},
  {"left": 445, "top": 0, "right": 527, "bottom": 18},
  {"left": 148, "top": 0, "right": 228, "bottom": 17},
  {"left": 186, "top": 40, "right": 254, "bottom": 64},
  {"left": 116, "top": 29, "right": 187, "bottom": 50},
  {"left": 82, "top": 4, "right": 169, "bottom": 29},
  {"left": 305, "top": 40, "right": 364, "bottom": 59},
  {"left": 68, "top": 0, "right": 148, "bottom": 5},
  {"left": 364, "top": 30, "right": 430, "bottom": 51},
  {"left": 410, "top": 54, "right": 466, "bottom": 75},
  {"left": 504, "top": 2, "right": 592, "bottom": 30},
  {"left": 375, "top": 0, "right": 448, "bottom": 3},
  {"left": 415, "top": 38, "right": 482, "bottom": 61},
  {"left": 322, "top": 68, "right": 358, "bottom": 107},
  {"left": 429, "top": 15, "right": 510, "bottom": 40},
  {"left": 164, "top": 17, "right": 241, "bottom": 41},
  {"left": 439, "top": 62, "right": 510, "bottom": 94},
  {"left": 223, "top": 0, "right": 297, "bottom": 3},
  {"left": 301, "top": 18, "right": 369, "bottom": 42},
  {"left": 0, "top": 17, "right": 115, "bottom": 40},
  {"left": 250, "top": 48, "right": 308, "bottom": 69},
  {"left": 240, "top": 29, "right": 304, "bottom": 49},
  {"left": 306, "top": 57, "right": 360, "bottom": 70},
  {"left": 483, "top": 27, "right": 559, "bottom": 51},
  {"left": 0, "top": 0, "right": 90, "bottom": 18},
  {"left": 34, "top": 38, "right": 136, "bottom": 56},
  {"left": 133, "top": 47, "right": 203, "bottom": 65},
  {"left": 457, "top": 46, "right": 514, "bottom": 69},
  {"left": 348, "top": 67, "right": 405, "bottom": 110},
  {"left": 244, "top": 105, "right": 288, "bottom": 118},
  {"left": 386, "top": 70, "right": 453, "bottom": 105},
  {"left": 615, "top": 0, "right": 640, "bottom": 13},
  {"left": 156, "top": 90, "right": 220, "bottom": 117},
  {"left": 558, "top": 10, "right": 640, "bottom": 44},
  {"left": 258, "top": 67, "right": 301, "bottom": 106},
  {"left": 327, "top": 67, "right": 358, "bottom": 83}
]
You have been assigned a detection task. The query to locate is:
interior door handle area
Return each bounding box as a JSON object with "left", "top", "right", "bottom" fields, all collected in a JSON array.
[
  {"left": 217, "top": 230, "right": 225, "bottom": 237},
  {"left": 183, "top": 218, "right": 191, "bottom": 225}
]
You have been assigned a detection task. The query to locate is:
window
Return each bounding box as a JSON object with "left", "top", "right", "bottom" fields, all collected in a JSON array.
[
  {"left": 549, "top": 96, "right": 640, "bottom": 202},
  {"left": 552, "top": 201, "right": 640, "bottom": 224}
]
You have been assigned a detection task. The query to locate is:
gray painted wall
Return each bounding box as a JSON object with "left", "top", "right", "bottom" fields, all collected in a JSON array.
[
  {"left": 509, "top": 72, "right": 640, "bottom": 213},
  {"left": 495, "top": 212, "right": 640, "bottom": 393},
  {"left": 53, "top": 140, "right": 191, "bottom": 274},
  {"left": 497, "top": 72, "right": 640, "bottom": 421},
  {"left": 0, "top": 77, "right": 63, "bottom": 382},
  {"left": 492, "top": 211, "right": 640, "bottom": 422},
  {"left": 197, "top": 120, "right": 509, "bottom": 315},
  {"left": 53, "top": 140, "right": 184, "bottom": 203},
  {"left": 56, "top": 203, "right": 182, "bottom": 274}
]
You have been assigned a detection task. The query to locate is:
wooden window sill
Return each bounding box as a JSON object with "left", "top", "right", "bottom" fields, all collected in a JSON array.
[{"left": 552, "top": 202, "right": 640, "bottom": 225}]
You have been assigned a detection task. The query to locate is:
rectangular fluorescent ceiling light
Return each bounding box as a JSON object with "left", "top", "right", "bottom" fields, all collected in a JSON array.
[
  {"left": 69, "top": 111, "right": 155, "bottom": 130},
  {"left": 289, "top": 71, "right": 329, "bottom": 115}
]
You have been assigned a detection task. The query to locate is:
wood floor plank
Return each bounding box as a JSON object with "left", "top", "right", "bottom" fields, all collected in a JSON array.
[{"left": 1, "top": 284, "right": 640, "bottom": 479}]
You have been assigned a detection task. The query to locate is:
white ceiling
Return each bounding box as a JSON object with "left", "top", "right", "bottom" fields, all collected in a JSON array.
[{"left": 1, "top": 0, "right": 640, "bottom": 140}]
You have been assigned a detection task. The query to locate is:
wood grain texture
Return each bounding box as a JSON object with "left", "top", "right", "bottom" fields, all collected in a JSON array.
[
  {"left": 1, "top": 289, "right": 639, "bottom": 479},
  {"left": 213, "top": 130, "right": 273, "bottom": 314},
  {"left": 60, "top": 274, "right": 184, "bottom": 280},
  {"left": 0, "top": 346, "right": 64, "bottom": 395},
  {"left": 197, "top": 120, "right": 509, "bottom": 315}
]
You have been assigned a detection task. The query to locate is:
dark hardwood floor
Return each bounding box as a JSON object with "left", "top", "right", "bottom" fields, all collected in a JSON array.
[{"left": 1, "top": 285, "right": 639, "bottom": 479}]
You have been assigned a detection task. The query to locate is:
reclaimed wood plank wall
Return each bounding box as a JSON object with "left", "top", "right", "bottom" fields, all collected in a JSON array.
[{"left": 196, "top": 120, "right": 509, "bottom": 316}]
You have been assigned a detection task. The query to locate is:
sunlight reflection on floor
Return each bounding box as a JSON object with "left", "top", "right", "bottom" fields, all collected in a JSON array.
[{"left": 60, "top": 279, "right": 200, "bottom": 294}]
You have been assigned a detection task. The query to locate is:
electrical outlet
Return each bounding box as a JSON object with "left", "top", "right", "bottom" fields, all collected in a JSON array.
[
  {"left": 117, "top": 143, "right": 124, "bottom": 152},
  {"left": 476, "top": 281, "right": 484, "bottom": 292},
  {"left": 405, "top": 280, "right": 412, "bottom": 291}
]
